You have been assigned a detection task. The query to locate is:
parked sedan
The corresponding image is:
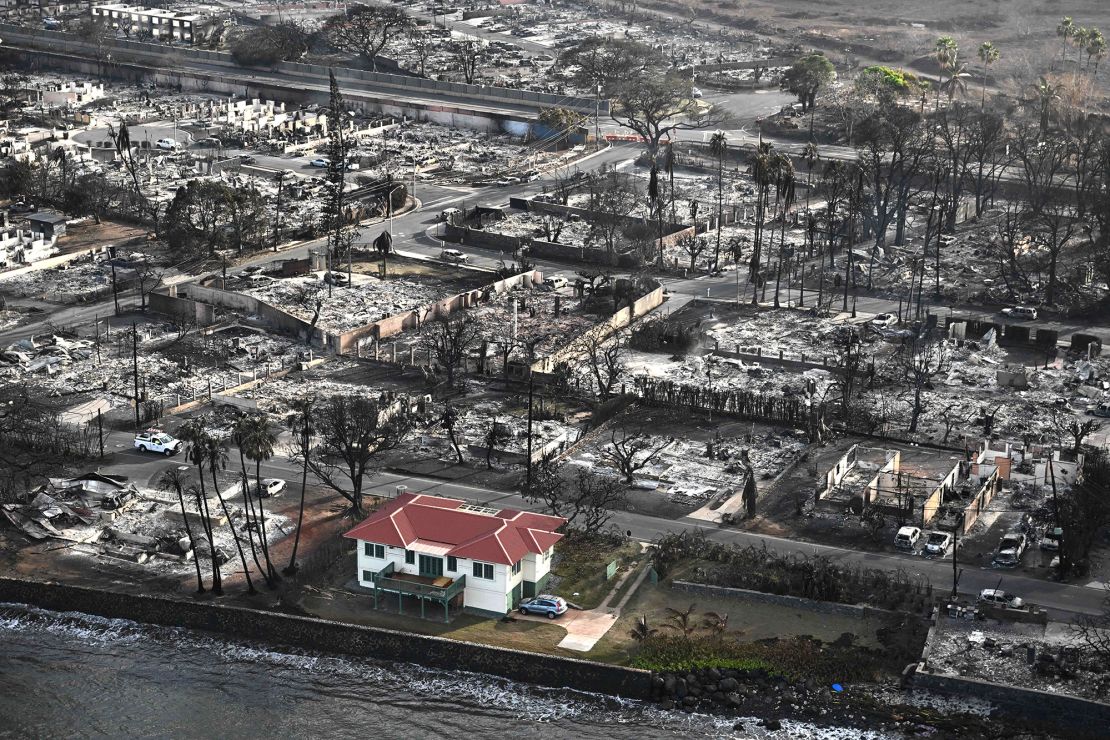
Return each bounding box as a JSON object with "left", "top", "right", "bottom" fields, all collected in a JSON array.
[
  {"left": 518, "top": 595, "right": 568, "bottom": 619},
  {"left": 870, "top": 313, "right": 898, "bottom": 327},
  {"left": 978, "top": 588, "right": 1024, "bottom": 609},
  {"left": 310, "top": 157, "right": 331, "bottom": 168},
  {"left": 253, "top": 478, "right": 286, "bottom": 498}
]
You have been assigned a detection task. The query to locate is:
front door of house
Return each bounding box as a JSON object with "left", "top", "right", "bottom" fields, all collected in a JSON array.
[{"left": 419, "top": 554, "right": 444, "bottom": 579}]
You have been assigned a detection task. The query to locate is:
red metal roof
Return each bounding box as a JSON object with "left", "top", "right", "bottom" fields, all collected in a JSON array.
[{"left": 344, "top": 493, "right": 565, "bottom": 566}]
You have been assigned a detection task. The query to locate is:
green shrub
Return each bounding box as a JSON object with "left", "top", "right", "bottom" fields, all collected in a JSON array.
[{"left": 630, "top": 634, "right": 885, "bottom": 683}]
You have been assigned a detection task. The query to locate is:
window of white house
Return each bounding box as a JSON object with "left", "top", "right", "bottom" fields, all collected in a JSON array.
[
  {"left": 511, "top": 560, "right": 521, "bottom": 576},
  {"left": 363, "top": 543, "right": 384, "bottom": 559},
  {"left": 405, "top": 550, "right": 415, "bottom": 565},
  {"left": 543, "top": 548, "right": 551, "bottom": 561},
  {"left": 362, "top": 570, "right": 375, "bottom": 583},
  {"left": 472, "top": 562, "right": 494, "bottom": 580},
  {"left": 447, "top": 556, "right": 457, "bottom": 572}
]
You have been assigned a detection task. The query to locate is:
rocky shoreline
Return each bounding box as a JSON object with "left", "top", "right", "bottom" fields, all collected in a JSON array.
[{"left": 649, "top": 666, "right": 1058, "bottom": 738}]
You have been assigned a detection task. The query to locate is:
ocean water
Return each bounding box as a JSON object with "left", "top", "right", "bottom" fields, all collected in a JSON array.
[{"left": 0, "top": 603, "right": 894, "bottom": 739}]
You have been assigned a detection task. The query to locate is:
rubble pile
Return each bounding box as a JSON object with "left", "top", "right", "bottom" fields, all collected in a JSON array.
[
  {"left": 926, "top": 618, "right": 1110, "bottom": 703},
  {"left": 240, "top": 273, "right": 447, "bottom": 334},
  {"left": 464, "top": 287, "right": 594, "bottom": 363},
  {"left": 1, "top": 473, "right": 289, "bottom": 574},
  {"left": 408, "top": 392, "right": 578, "bottom": 466},
  {"left": 0, "top": 327, "right": 305, "bottom": 410},
  {"left": 571, "top": 418, "right": 807, "bottom": 506},
  {"left": 624, "top": 349, "right": 838, "bottom": 399}
]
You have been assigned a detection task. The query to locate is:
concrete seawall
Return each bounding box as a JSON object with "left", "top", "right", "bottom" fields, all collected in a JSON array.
[{"left": 0, "top": 577, "right": 652, "bottom": 699}]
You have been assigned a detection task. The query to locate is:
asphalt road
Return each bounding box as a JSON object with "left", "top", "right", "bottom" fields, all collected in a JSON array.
[{"left": 99, "top": 428, "right": 1107, "bottom": 620}]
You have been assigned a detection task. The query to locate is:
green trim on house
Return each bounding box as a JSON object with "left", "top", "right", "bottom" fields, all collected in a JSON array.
[{"left": 523, "top": 573, "right": 551, "bottom": 599}]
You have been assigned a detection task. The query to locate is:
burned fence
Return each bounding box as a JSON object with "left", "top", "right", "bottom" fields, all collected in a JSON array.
[{"left": 632, "top": 377, "right": 823, "bottom": 431}]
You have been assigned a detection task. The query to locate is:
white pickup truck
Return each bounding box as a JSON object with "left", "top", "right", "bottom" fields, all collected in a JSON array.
[{"left": 134, "top": 431, "right": 182, "bottom": 456}]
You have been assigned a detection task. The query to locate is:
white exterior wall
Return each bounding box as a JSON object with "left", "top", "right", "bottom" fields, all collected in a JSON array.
[
  {"left": 465, "top": 561, "right": 509, "bottom": 613},
  {"left": 354, "top": 537, "right": 518, "bottom": 615},
  {"left": 522, "top": 547, "right": 553, "bottom": 584}
]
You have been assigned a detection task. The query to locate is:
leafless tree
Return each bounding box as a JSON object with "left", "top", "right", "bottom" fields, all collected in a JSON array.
[
  {"left": 292, "top": 395, "right": 415, "bottom": 517},
  {"left": 1053, "top": 410, "right": 1102, "bottom": 454},
  {"left": 1071, "top": 595, "right": 1110, "bottom": 671},
  {"left": 584, "top": 171, "right": 639, "bottom": 261},
  {"left": 900, "top": 330, "right": 952, "bottom": 434},
  {"left": 523, "top": 465, "right": 628, "bottom": 534},
  {"left": 422, "top": 315, "right": 481, "bottom": 385},
  {"left": 452, "top": 40, "right": 483, "bottom": 84},
  {"left": 601, "top": 426, "right": 673, "bottom": 483},
  {"left": 678, "top": 235, "right": 709, "bottom": 272},
  {"left": 441, "top": 402, "right": 464, "bottom": 464},
  {"left": 291, "top": 283, "right": 325, "bottom": 342},
  {"left": 582, "top": 327, "right": 625, "bottom": 399}
]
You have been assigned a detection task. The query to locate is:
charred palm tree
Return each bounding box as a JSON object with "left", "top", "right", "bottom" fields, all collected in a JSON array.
[
  {"left": 709, "top": 131, "right": 728, "bottom": 272},
  {"left": 205, "top": 429, "right": 257, "bottom": 595},
  {"left": 285, "top": 398, "right": 314, "bottom": 576},
  {"left": 231, "top": 417, "right": 269, "bottom": 587},
  {"left": 160, "top": 468, "right": 205, "bottom": 594},
  {"left": 237, "top": 413, "right": 280, "bottom": 584},
  {"left": 179, "top": 418, "right": 222, "bottom": 594},
  {"left": 747, "top": 142, "right": 775, "bottom": 304}
]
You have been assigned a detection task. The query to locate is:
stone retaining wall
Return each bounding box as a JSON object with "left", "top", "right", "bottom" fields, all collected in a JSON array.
[{"left": 0, "top": 576, "right": 652, "bottom": 699}]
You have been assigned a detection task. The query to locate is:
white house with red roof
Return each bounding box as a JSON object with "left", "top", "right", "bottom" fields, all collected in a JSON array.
[{"left": 344, "top": 492, "right": 566, "bottom": 618}]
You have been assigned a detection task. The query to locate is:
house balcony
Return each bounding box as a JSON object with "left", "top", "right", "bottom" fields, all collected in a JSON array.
[{"left": 369, "top": 562, "right": 466, "bottom": 622}]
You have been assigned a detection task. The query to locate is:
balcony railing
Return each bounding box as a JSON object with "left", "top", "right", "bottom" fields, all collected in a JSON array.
[{"left": 370, "top": 562, "right": 466, "bottom": 621}]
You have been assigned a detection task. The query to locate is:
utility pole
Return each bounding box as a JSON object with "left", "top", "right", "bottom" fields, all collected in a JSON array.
[
  {"left": 595, "top": 83, "right": 601, "bottom": 152},
  {"left": 526, "top": 374, "right": 534, "bottom": 489},
  {"left": 952, "top": 524, "right": 961, "bottom": 599},
  {"left": 273, "top": 171, "right": 285, "bottom": 251},
  {"left": 1049, "top": 449, "right": 1067, "bottom": 574},
  {"left": 131, "top": 322, "right": 140, "bottom": 429},
  {"left": 110, "top": 260, "right": 120, "bottom": 316},
  {"left": 97, "top": 408, "right": 104, "bottom": 459}
]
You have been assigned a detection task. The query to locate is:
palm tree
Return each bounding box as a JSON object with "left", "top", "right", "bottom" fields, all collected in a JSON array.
[
  {"left": 662, "top": 603, "right": 699, "bottom": 640},
  {"left": 708, "top": 131, "right": 727, "bottom": 272},
  {"left": 237, "top": 413, "right": 279, "bottom": 583},
  {"left": 160, "top": 468, "right": 205, "bottom": 594},
  {"left": 663, "top": 143, "right": 677, "bottom": 227},
  {"left": 1057, "top": 17, "right": 1075, "bottom": 61},
  {"left": 977, "top": 42, "right": 1000, "bottom": 109},
  {"left": 1074, "top": 27, "right": 1092, "bottom": 64},
  {"left": 702, "top": 610, "right": 730, "bottom": 639},
  {"left": 629, "top": 614, "right": 658, "bottom": 642},
  {"left": 769, "top": 152, "right": 796, "bottom": 308},
  {"left": 747, "top": 141, "right": 774, "bottom": 304},
  {"left": 204, "top": 427, "right": 257, "bottom": 595},
  {"left": 933, "top": 36, "right": 959, "bottom": 102},
  {"left": 285, "top": 397, "right": 314, "bottom": 576},
  {"left": 230, "top": 417, "right": 268, "bottom": 585},
  {"left": 1033, "top": 76, "right": 1059, "bottom": 135},
  {"left": 179, "top": 418, "right": 222, "bottom": 594},
  {"left": 801, "top": 141, "right": 819, "bottom": 248},
  {"left": 1086, "top": 29, "right": 1106, "bottom": 71}
]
